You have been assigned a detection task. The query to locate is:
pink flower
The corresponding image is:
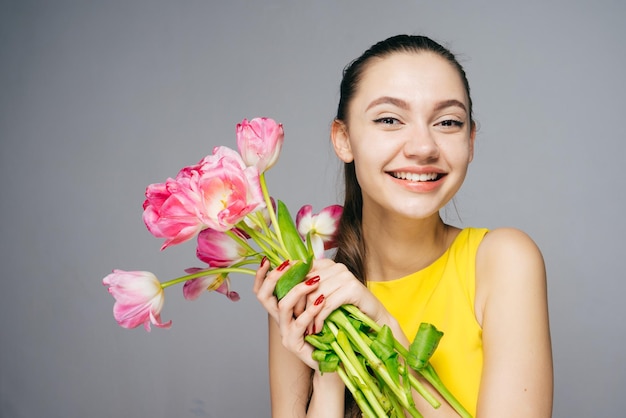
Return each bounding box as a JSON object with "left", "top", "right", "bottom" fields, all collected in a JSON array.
[
  {"left": 196, "top": 228, "right": 250, "bottom": 267},
  {"left": 142, "top": 146, "right": 265, "bottom": 249},
  {"left": 296, "top": 204, "right": 343, "bottom": 258},
  {"left": 236, "top": 117, "right": 284, "bottom": 172},
  {"left": 193, "top": 147, "right": 265, "bottom": 230},
  {"left": 143, "top": 179, "right": 204, "bottom": 249},
  {"left": 102, "top": 270, "right": 172, "bottom": 331},
  {"left": 182, "top": 270, "right": 240, "bottom": 302}
]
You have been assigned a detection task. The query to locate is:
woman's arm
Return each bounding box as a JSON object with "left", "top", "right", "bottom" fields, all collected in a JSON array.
[
  {"left": 268, "top": 318, "right": 345, "bottom": 417},
  {"left": 475, "top": 228, "right": 553, "bottom": 417},
  {"left": 255, "top": 259, "right": 345, "bottom": 417},
  {"left": 266, "top": 318, "right": 312, "bottom": 417}
]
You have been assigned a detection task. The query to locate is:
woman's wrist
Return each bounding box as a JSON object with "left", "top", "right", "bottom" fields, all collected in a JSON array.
[{"left": 307, "top": 370, "right": 345, "bottom": 417}]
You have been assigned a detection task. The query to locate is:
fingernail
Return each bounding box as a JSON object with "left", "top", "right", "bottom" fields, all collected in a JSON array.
[
  {"left": 314, "top": 294, "right": 325, "bottom": 306},
  {"left": 276, "top": 260, "right": 290, "bottom": 271},
  {"left": 305, "top": 276, "right": 320, "bottom": 286},
  {"left": 260, "top": 256, "right": 268, "bottom": 267},
  {"left": 312, "top": 325, "right": 317, "bottom": 334}
]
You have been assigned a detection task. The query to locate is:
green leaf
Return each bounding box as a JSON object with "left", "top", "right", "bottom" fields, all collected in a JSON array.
[
  {"left": 384, "top": 354, "right": 401, "bottom": 385},
  {"left": 311, "top": 349, "right": 331, "bottom": 363},
  {"left": 276, "top": 200, "right": 309, "bottom": 261},
  {"left": 305, "top": 333, "right": 333, "bottom": 351},
  {"left": 407, "top": 323, "right": 444, "bottom": 370},
  {"left": 311, "top": 349, "right": 340, "bottom": 374},
  {"left": 273, "top": 257, "right": 312, "bottom": 300},
  {"left": 370, "top": 325, "right": 395, "bottom": 360},
  {"left": 318, "top": 353, "right": 340, "bottom": 373}
]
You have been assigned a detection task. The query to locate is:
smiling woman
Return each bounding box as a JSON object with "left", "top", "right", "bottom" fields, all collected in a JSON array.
[{"left": 253, "top": 35, "right": 553, "bottom": 418}]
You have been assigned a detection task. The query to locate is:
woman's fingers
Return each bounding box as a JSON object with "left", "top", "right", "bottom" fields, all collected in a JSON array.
[
  {"left": 252, "top": 257, "right": 271, "bottom": 293},
  {"left": 277, "top": 285, "right": 326, "bottom": 368},
  {"left": 254, "top": 259, "right": 321, "bottom": 324},
  {"left": 253, "top": 258, "right": 283, "bottom": 322},
  {"left": 307, "top": 261, "right": 388, "bottom": 333}
]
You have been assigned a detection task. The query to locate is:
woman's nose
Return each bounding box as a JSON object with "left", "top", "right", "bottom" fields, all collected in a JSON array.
[{"left": 403, "top": 126, "right": 439, "bottom": 160}]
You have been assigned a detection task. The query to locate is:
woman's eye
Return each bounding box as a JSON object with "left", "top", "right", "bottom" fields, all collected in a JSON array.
[
  {"left": 439, "top": 119, "right": 464, "bottom": 128},
  {"left": 374, "top": 117, "right": 400, "bottom": 125}
]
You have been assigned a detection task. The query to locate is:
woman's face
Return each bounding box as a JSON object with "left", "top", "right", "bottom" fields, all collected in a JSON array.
[{"left": 332, "top": 51, "right": 475, "bottom": 222}]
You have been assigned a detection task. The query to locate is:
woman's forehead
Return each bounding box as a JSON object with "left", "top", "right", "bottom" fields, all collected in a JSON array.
[{"left": 352, "top": 52, "right": 469, "bottom": 110}]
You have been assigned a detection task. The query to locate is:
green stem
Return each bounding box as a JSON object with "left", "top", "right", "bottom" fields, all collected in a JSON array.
[
  {"left": 336, "top": 366, "right": 377, "bottom": 418},
  {"left": 357, "top": 328, "right": 440, "bottom": 409},
  {"left": 252, "top": 210, "right": 276, "bottom": 241},
  {"left": 225, "top": 229, "right": 258, "bottom": 257},
  {"left": 326, "top": 323, "right": 390, "bottom": 417},
  {"left": 341, "top": 305, "right": 471, "bottom": 417},
  {"left": 259, "top": 173, "right": 287, "bottom": 254},
  {"left": 395, "top": 364, "right": 440, "bottom": 408},
  {"left": 237, "top": 222, "right": 288, "bottom": 264},
  {"left": 329, "top": 310, "right": 417, "bottom": 414},
  {"left": 418, "top": 363, "right": 473, "bottom": 418},
  {"left": 159, "top": 267, "right": 255, "bottom": 289}
]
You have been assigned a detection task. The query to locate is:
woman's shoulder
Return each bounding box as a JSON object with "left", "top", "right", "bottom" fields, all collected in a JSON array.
[
  {"left": 478, "top": 227, "right": 543, "bottom": 260},
  {"left": 473, "top": 227, "right": 547, "bottom": 325}
]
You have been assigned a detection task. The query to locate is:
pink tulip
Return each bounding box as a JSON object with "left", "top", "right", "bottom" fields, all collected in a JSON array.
[
  {"left": 102, "top": 270, "right": 172, "bottom": 331},
  {"left": 196, "top": 228, "right": 250, "bottom": 267},
  {"left": 182, "top": 270, "right": 240, "bottom": 302},
  {"left": 143, "top": 146, "right": 265, "bottom": 249},
  {"left": 143, "top": 178, "right": 204, "bottom": 249},
  {"left": 296, "top": 204, "right": 343, "bottom": 258},
  {"left": 193, "top": 146, "right": 265, "bottom": 230},
  {"left": 236, "top": 117, "right": 284, "bottom": 172}
]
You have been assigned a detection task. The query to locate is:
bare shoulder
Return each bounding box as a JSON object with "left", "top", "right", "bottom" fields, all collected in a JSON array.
[
  {"left": 474, "top": 227, "right": 547, "bottom": 325},
  {"left": 478, "top": 227, "right": 543, "bottom": 260}
]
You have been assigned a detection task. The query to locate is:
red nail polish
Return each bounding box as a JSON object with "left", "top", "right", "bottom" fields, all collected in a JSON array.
[
  {"left": 260, "top": 256, "right": 268, "bottom": 267},
  {"left": 312, "top": 325, "right": 317, "bottom": 334},
  {"left": 276, "top": 260, "right": 290, "bottom": 271},
  {"left": 314, "top": 294, "right": 324, "bottom": 306},
  {"left": 305, "top": 276, "right": 320, "bottom": 286}
]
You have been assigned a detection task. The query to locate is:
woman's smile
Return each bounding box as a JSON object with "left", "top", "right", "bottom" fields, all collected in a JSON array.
[{"left": 387, "top": 169, "right": 447, "bottom": 193}]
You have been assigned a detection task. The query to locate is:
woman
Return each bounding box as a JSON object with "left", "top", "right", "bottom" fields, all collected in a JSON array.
[{"left": 254, "top": 35, "right": 553, "bottom": 417}]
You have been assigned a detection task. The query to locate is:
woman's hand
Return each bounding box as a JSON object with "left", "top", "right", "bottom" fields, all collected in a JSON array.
[
  {"left": 253, "top": 257, "right": 400, "bottom": 367},
  {"left": 253, "top": 258, "right": 325, "bottom": 369},
  {"left": 254, "top": 258, "right": 348, "bottom": 416},
  {"left": 304, "top": 258, "right": 398, "bottom": 336}
]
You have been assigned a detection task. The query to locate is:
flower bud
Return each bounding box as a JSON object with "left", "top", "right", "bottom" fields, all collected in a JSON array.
[{"left": 236, "top": 117, "right": 284, "bottom": 172}]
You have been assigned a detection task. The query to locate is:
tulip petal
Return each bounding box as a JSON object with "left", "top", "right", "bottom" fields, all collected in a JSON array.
[
  {"left": 236, "top": 117, "right": 284, "bottom": 172},
  {"left": 103, "top": 270, "right": 170, "bottom": 331},
  {"left": 182, "top": 274, "right": 240, "bottom": 302},
  {"left": 295, "top": 204, "right": 343, "bottom": 257}
]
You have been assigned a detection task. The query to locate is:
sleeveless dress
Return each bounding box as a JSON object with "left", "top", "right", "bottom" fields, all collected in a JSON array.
[{"left": 368, "top": 227, "right": 488, "bottom": 416}]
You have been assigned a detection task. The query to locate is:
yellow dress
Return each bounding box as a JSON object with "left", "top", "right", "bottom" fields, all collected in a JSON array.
[{"left": 368, "top": 227, "right": 488, "bottom": 416}]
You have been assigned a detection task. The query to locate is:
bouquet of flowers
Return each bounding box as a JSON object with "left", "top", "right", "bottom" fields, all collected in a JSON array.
[{"left": 102, "top": 117, "right": 472, "bottom": 418}]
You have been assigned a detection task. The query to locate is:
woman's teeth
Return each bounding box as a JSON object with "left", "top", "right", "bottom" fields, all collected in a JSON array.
[{"left": 391, "top": 172, "right": 439, "bottom": 182}]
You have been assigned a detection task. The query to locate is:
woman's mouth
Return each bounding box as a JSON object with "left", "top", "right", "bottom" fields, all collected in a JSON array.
[{"left": 389, "top": 171, "right": 443, "bottom": 182}]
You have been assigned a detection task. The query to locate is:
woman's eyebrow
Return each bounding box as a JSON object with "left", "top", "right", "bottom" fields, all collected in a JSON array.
[
  {"left": 366, "top": 96, "right": 410, "bottom": 111},
  {"left": 366, "top": 97, "right": 467, "bottom": 113},
  {"left": 433, "top": 99, "right": 467, "bottom": 113}
]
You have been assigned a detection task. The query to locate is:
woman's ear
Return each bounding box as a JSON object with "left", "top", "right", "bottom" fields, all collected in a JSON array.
[{"left": 331, "top": 120, "right": 354, "bottom": 163}]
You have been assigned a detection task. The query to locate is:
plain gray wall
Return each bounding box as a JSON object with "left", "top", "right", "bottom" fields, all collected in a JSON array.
[{"left": 1, "top": 1, "right": 624, "bottom": 417}]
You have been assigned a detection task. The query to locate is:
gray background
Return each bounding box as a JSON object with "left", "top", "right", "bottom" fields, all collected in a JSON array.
[{"left": 1, "top": 1, "right": 624, "bottom": 417}]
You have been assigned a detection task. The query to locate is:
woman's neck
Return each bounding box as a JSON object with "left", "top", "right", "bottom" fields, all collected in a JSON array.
[{"left": 362, "top": 213, "right": 456, "bottom": 282}]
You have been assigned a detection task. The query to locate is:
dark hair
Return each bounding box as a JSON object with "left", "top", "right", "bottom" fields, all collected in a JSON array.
[{"left": 333, "top": 34, "right": 475, "bottom": 285}]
